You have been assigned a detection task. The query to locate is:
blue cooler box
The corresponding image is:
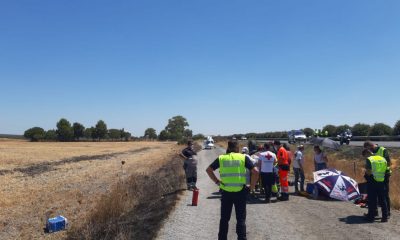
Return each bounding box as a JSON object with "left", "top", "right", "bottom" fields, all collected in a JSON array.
[{"left": 46, "top": 215, "right": 68, "bottom": 233}]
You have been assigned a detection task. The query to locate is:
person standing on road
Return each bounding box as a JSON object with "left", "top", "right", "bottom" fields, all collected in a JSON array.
[
  {"left": 313, "top": 145, "right": 328, "bottom": 171},
  {"left": 181, "top": 140, "right": 198, "bottom": 190},
  {"left": 362, "top": 149, "right": 388, "bottom": 222},
  {"left": 257, "top": 143, "right": 277, "bottom": 203},
  {"left": 274, "top": 140, "right": 290, "bottom": 201},
  {"left": 206, "top": 141, "right": 259, "bottom": 240},
  {"left": 364, "top": 141, "right": 392, "bottom": 218},
  {"left": 293, "top": 145, "right": 305, "bottom": 193}
]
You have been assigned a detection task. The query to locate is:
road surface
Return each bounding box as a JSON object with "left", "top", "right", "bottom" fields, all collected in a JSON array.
[{"left": 156, "top": 147, "right": 400, "bottom": 240}]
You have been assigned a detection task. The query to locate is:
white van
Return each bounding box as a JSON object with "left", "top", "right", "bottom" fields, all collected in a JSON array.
[{"left": 204, "top": 136, "right": 215, "bottom": 149}]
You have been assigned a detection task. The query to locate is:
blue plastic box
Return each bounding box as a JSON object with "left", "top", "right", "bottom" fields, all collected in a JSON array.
[{"left": 46, "top": 215, "right": 68, "bottom": 233}]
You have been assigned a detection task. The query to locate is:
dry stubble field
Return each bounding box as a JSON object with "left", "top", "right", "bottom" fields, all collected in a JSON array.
[{"left": 0, "top": 139, "right": 182, "bottom": 239}]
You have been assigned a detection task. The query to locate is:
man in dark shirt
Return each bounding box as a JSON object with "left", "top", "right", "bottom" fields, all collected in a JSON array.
[
  {"left": 181, "top": 140, "right": 198, "bottom": 190},
  {"left": 364, "top": 141, "right": 392, "bottom": 217},
  {"left": 206, "top": 141, "right": 259, "bottom": 240}
]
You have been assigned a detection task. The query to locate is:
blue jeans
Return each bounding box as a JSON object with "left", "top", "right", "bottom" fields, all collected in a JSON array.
[{"left": 314, "top": 162, "right": 327, "bottom": 171}]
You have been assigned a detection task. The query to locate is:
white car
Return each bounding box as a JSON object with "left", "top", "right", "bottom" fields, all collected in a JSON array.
[
  {"left": 288, "top": 130, "right": 307, "bottom": 144},
  {"left": 204, "top": 136, "right": 215, "bottom": 149}
]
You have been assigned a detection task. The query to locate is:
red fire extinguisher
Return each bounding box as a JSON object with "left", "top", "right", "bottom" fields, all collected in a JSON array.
[{"left": 192, "top": 188, "right": 199, "bottom": 206}]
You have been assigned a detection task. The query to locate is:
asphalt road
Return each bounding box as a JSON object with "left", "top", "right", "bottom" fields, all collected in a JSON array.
[{"left": 156, "top": 147, "right": 400, "bottom": 240}]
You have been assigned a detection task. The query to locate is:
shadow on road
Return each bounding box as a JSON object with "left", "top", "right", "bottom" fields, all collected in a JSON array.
[{"left": 339, "top": 215, "right": 372, "bottom": 224}]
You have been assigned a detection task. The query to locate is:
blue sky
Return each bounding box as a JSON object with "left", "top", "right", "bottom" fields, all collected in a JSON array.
[{"left": 1, "top": 0, "right": 399, "bottom": 136}]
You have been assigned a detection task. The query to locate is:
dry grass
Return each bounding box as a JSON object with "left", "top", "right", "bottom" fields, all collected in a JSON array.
[
  {"left": 0, "top": 139, "right": 181, "bottom": 239},
  {"left": 300, "top": 144, "right": 400, "bottom": 209}
]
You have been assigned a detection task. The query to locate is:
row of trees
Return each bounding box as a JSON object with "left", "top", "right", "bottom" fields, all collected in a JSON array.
[
  {"left": 24, "top": 115, "right": 196, "bottom": 143},
  {"left": 229, "top": 120, "right": 400, "bottom": 140},
  {"left": 24, "top": 118, "right": 131, "bottom": 142},
  {"left": 321, "top": 121, "right": 400, "bottom": 137}
]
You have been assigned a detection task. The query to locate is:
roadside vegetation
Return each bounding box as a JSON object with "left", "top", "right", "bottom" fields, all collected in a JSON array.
[{"left": 22, "top": 115, "right": 200, "bottom": 144}]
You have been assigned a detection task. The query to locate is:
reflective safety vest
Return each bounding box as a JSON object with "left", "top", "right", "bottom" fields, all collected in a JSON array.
[
  {"left": 374, "top": 146, "right": 391, "bottom": 173},
  {"left": 219, "top": 153, "right": 246, "bottom": 192},
  {"left": 368, "top": 156, "right": 387, "bottom": 182},
  {"left": 375, "top": 146, "right": 386, "bottom": 158}
]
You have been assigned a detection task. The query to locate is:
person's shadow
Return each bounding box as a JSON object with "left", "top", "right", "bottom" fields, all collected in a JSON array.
[{"left": 339, "top": 215, "right": 374, "bottom": 224}]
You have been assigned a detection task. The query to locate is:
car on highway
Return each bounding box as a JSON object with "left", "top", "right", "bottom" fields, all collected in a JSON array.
[
  {"left": 288, "top": 130, "right": 307, "bottom": 144},
  {"left": 204, "top": 136, "right": 215, "bottom": 149}
]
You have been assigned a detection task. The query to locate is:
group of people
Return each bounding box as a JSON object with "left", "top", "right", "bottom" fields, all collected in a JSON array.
[{"left": 181, "top": 139, "right": 392, "bottom": 240}]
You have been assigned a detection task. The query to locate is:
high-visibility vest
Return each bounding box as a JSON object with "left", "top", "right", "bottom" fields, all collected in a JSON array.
[
  {"left": 368, "top": 156, "right": 387, "bottom": 182},
  {"left": 219, "top": 153, "right": 246, "bottom": 192},
  {"left": 374, "top": 146, "right": 391, "bottom": 173}
]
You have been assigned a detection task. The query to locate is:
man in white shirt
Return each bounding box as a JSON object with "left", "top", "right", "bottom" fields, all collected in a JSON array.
[
  {"left": 257, "top": 143, "right": 277, "bottom": 203},
  {"left": 293, "top": 145, "right": 305, "bottom": 193}
]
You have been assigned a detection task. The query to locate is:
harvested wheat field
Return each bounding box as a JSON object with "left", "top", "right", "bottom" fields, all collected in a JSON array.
[{"left": 0, "top": 139, "right": 182, "bottom": 239}]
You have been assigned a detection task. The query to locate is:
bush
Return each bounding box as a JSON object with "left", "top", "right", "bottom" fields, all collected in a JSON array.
[
  {"left": 24, "top": 127, "right": 45, "bottom": 141},
  {"left": 393, "top": 120, "right": 400, "bottom": 136},
  {"left": 369, "top": 123, "right": 392, "bottom": 136},
  {"left": 352, "top": 123, "right": 370, "bottom": 136},
  {"left": 56, "top": 118, "right": 74, "bottom": 142}
]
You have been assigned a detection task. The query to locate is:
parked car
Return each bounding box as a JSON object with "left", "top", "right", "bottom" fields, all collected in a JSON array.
[{"left": 288, "top": 130, "right": 307, "bottom": 144}]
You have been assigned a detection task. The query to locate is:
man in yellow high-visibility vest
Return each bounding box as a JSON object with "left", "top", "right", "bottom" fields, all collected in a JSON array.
[
  {"left": 364, "top": 141, "right": 392, "bottom": 218},
  {"left": 362, "top": 149, "right": 388, "bottom": 222},
  {"left": 206, "top": 141, "right": 259, "bottom": 240}
]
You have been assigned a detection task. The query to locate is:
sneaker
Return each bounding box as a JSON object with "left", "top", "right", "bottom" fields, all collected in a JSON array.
[
  {"left": 364, "top": 215, "right": 375, "bottom": 222},
  {"left": 381, "top": 218, "right": 388, "bottom": 223}
]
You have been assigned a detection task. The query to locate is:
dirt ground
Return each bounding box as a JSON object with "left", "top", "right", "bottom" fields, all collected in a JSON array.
[{"left": 0, "top": 139, "right": 181, "bottom": 239}]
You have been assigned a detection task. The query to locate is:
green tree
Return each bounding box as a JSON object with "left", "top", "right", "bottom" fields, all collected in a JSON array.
[
  {"left": 193, "top": 133, "right": 205, "bottom": 140},
  {"left": 158, "top": 130, "right": 170, "bottom": 141},
  {"left": 144, "top": 128, "right": 157, "bottom": 140},
  {"left": 56, "top": 118, "right": 73, "bottom": 141},
  {"left": 73, "top": 122, "right": 85, "bottom": 141},
  {"left": 109, "top": 129, "right": 122, "bottom": 140},
  {"left": 94, "top": 120, "right": 108, "bottom": 140},
  {"left": 369, "top": 123, "right": 392, "bottom": 136},
  {"left": 351, "top": 123, "right": 370, "bottom": 136},
  {"left": 44, "top": 129, "right": 57, "bottom": 141},
  {"left": 393, "top": 120, "right": 400, "bottom": 136},
  {"left": 84, "top": 127, "right": 94, "bottom": 140},
  {"left": 24, "top": 127, "right": 45, "bottom": 142},
  {"left": 335, "top": 124, "right": 351, "bottom": 136},
  {"left": 184, "top": 129, "right": 193, "bottom": 138},
  {"left": 302, "top": 128, "right": 314, "bottom": 138},
  {"left": 122, "top": 131, "right": 132, "bottom": 141},
  {"left": 322, "top": 125, "right": 337, "bottom": 137},
  {"left": 164, "top": 115, "right": 189, "bottom": 141}
]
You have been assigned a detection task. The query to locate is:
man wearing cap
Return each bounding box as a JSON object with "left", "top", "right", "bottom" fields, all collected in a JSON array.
[
  {"left": 362, "top": 149, "right": 388, "bottom": 222},
  {"left": 274, "top": 140, "right": 290, "bottom": 201},
  {"left": 364, "top": 141, "right": 392, "bottom": 218},
  {"left": 181, "top": 140, "right": 198, "bottom": 190},
  {"left": 206, "top": 141, "right": 259, "bottom": 240}
]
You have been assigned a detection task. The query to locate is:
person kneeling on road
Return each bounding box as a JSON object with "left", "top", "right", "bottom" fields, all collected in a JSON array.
[{"left": 206, "top": 141, "right": 259, "bottom": 240}]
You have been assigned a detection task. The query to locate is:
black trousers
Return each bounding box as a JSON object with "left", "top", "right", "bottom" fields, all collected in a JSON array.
[
  {"left": 261, "top": 172, "right": 275, "bottom": 201},
  {"left": 219, "top": 188, "right": 247, "bottom": 240},
  {"left": 367, "top": 180, "right": 388, "bottom": 219},
  {"left": 371, "top": 175, "right": 391, "bottom": 215}
]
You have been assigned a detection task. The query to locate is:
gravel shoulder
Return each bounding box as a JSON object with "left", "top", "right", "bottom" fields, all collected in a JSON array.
[{"left": 156, "top": 147, "right": 400, "bottom": 240}]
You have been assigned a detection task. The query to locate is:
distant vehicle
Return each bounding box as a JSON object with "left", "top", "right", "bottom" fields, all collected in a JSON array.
[
  {"left": 337, "top": 129, "right": 352, "bottom": 145},
  {"left": 204, "top": 136, "right": 215, "bottom": 149},
  {"left": 241, "top": 136, "right": 247, "bottom": 140},
  {"left": 288, "top": 130, "right": 307, "bottom": 144}
]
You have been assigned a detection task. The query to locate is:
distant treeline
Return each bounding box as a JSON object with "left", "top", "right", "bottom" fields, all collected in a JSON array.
[
  {"left": 23, "top": 115, "right": 197, "bottom": 143},
  {"left": 228, "top": 120, "right": 400, "bottom": 139},
  {"left": 24, "top": 118, "right": 132, "bottom": 142}
]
